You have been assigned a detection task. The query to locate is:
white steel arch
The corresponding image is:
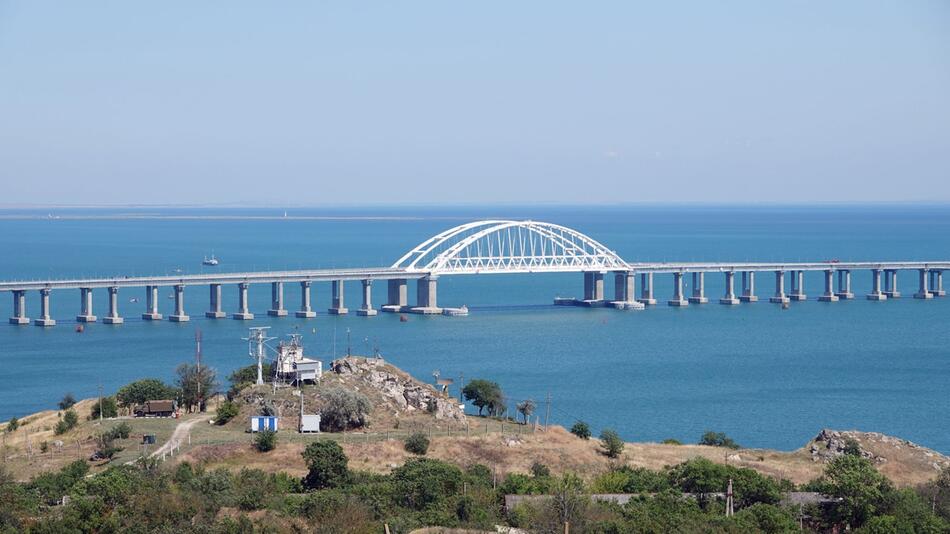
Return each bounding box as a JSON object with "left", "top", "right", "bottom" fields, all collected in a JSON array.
[{"left": 392, "top": 220, "right": 629, "bottom": 275}]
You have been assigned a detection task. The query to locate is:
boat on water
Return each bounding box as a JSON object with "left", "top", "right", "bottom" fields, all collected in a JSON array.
[{"left": 202, "top": 253, "right": 219, "bottom": 266}]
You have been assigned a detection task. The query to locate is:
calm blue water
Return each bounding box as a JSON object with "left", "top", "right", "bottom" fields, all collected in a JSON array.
[{"left": 1, "top": 205, "right": 948, "bottom": 452}]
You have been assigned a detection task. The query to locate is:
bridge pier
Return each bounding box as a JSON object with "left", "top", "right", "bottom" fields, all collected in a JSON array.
[
  {"left": 930, "top": 270, "right": 945, "bottom": 297},
  {"left": 268, "top": 282, "right": 288, "bottom": 317},
  {"left": 668, "top": 272, "right": 688, "bottom": 306},
  {"left": 769, "top": 270, "right": 790, "bottom": 304},
  {"left": 169, "top": 285, "right": 189, "bottom": 322},
  {"left": 296, "top": 281, "right": 316, "bottom": 318},
  {"left": 581, "top": 272, "right": 605, "bottom": 306},
  {"left": 206, "top": 284, "right": 225, "bottom": 318},
  {"left": 914, "top": 269, "right": 932, "bottom": 299},
  {"left": 739, "top": 271, "right": 758, "bottom": 302},
  {"left": 609, "top": 271, "right": 636, "bottom": 304},
  {"left": 835, "top": 270, "right": 854, "bottom": 299},
  {"left": 409, "top": 275, "right": 441, "bottom": 314},
  {"left": 357, "top": 279, "right": 377, "bottom": 316},
  {"left": 329, "top": 280, "right": 348, "bottom": 315},
  {"left": 103, "top": 286, "right": 123, "bottom": 324},
  {"left": 818, "top": 269, "right": 839, "bottom": 302},
  {"left": 638, "top": 273, "right": 656, "bottom": 305},
  {"left": 867, "top": 269, "right": 887, "bottom": 300},
  {"left": 143, "top": 285, "right": 163, "bottom": 320},
  {"left": 233, "top": 282, "right": 254, "bottom": 319},
  {"left": 9, "top": 290, "right": 29, "bottom": 325},
  {"left": 789, "top": 270, "right": 807, "bottom": 301},
  {"left": 382, "top": 279, "right": 408, "bottom": 313},
  {"left": 883, "top": 269, "right": 901, "bottom": 298},
  {"left": 688, "top": 272, "right": 707, "bottom": 304},
  {"left": 77, "top": 287, "right": 97, "bottom": 322},
  {"left": 35, "top": 288, "right": 55, "bottom": 326},
  {"left": 720, "top": 271, "right": 739, "bottom": 305}
]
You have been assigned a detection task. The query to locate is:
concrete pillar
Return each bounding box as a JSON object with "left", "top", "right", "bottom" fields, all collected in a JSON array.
[
  {"left": 583, "top": 272, "right": 605, "bottom": 302},
  {"left": 9, "top": 290, "right": 29, "bottom": 325},
  {"left": 103, "top": 286, "right": 123, "bottom": 324},
  {"left": 739, "top": 271, "right": 758, "bottom": 302},
  {"left": 329, "top": 280, "right": 348, "bottom": 315},
  {"left": 789, "top": 270, "right": 807, "bottom": 301},
  {"left": 205, "top": 284, "right": 225, "bottom": 318},
  {"left": 638, "top": 273, "right": 656, "bottom": 305},
  {"left": 268, "top": 281, "right": 288, "bottom": 317},
  {"left": 835, "top": 270, "right": 854, "bottom": 299},
  {"left": 932, "top": 270, "right": 945, "bottom": 297},
  {"left": 720, "top": 271, "right": 739, "bottom": 305},
  {"left": 884, "top": 270, "right": 901, "bottom": 298},
  {"left": 914, "top": 268, "right": 933, "bottom": 299},
  {"left": 143, "top": 285, "right": 163, "bottom": 320},
  {"left": 867, "top": 269, "right": 887, "bottom": 300},
  {"left": 233, "top": 282, "right": 254, "bottom": 319},
  {"left": 169, "top": 284, "right": 189, "bottom": 322},
  {"left": 770, "top": 270, "right": 790, "bottom": 304},
  {"left": 35, "top": 288, "right": 55, "bottom": 326},
  {"left": 382, "top": 279, "right": 408, "bottom": 312},
  {"left": 357, "top": 279, "right": 378, "bottom": 316},
  {"left": 614, "top": 271, "right": 635, "bottom": 303},
  {"left": 688, "top": 272, "right": 707, "bottom": 304},
  {"left": 412, "top": 275, "right": 440, "bottom": 313},
  {"left": 77, "top": 287, "right": 97, "bottom": 322},
  {"left": 819, "top": 270, "right": 839, "bottom": 302},
  {"left": 668, "top": 272, "right": 688, "bottom": 306},
  {"left": 296, "top": 281, "right": 316, "bottom": 318}
]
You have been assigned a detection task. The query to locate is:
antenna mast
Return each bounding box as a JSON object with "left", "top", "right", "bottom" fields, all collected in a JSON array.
[{"left": 243, "top": 327, "right": 275, "bottom": 385}]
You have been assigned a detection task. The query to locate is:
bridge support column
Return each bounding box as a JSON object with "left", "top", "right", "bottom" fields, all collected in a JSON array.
[
  {"left": 914, "top": 269, "right": 932, "bottom": 299},
  {"left": 296, "top": 281, "right": 316, "bottom": 318},
  {"left": 103, "top": 286, "right": 123, "bottom": 324},
  {"left": 720, "top": 271, "right": 739, "bottom": 305},
  {"left": 205, "top": 284, "right": 225, "bottom": 318},
  {"left": 613, "top": 271, "right": 635, "bottom": 302},
  {"left": 357, "top": 279, "right": 377, "bottom": 316},
  {"left": 233, "top": 282, "right": 254, "bottom": 319},
  {"left": 581, "top": 272, "right": 605, "bottom": 305},
  {"left": 668, "top": 272, "right": 688, "bottom": 306},
  {"left": 9, "top": 290, "right": 29, "bottom": 325},
  {"left": 411, "top": 275, "right": 441, "bottom": 314},
  {"left": 77, "top": 288, "right": 97, "bottom": 322},
  {"left": 789, "top": 270, "right": 807, "bottom": 301},
  {"left": 143, "top": 285, "right": 163, "bottom": 320},
  {"left": 637, "top": 273, "right": 656, "bottom": 305},
  {"left": 818, "top": 270, "right": 839, "bottom": 302},
  {"left": 35, "top": 288, "right": 55, "bottom": 326},
  {"left": 769, "top": 270, "right": 789, "bottom": 304},
  {"left": 382, "top": 279, "right": 408, "bottom": 313},
  {"left": 329, "top": 280, "right": 348, "bottom": 315},
  {"left": 739, "top": 271, "right": 757, "bottom": 302},
  {"left": 867, "top": 269, "right": 887, "bottom": 300},
  {"left": 169, "top": 285, "right": 189, "bottom": 322},
  {"left": 930, "top": 270, "right": 945, "bottom": 297},
  {"left": 688, "top": 272, "right": 707, "bottom": 303},
  {"left": 268, "top": 282, "right": 287, "bottom": 316},
  {"left": 835, "top": 270, "right": 854, "bottom": 299},
  {"left": 884, "top": 270, "right": 900, "bottom": 298}
]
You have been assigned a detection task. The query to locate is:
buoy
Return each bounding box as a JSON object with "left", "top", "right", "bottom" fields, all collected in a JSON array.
[
  {"left": 75, "top": 324, "right": 84, "bottom": 333},
  {"left": 399, "top": 314, "right": 409, "bottom": 322}
]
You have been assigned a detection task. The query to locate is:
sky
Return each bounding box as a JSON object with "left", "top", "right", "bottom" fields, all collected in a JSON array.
[{"left": 0, "top": 1, "right": 948, "bottom": 206}]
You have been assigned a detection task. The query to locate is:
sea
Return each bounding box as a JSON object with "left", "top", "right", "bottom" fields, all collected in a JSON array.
[{"left": 1, "top": 204, "right": 948, "bottom": 453}]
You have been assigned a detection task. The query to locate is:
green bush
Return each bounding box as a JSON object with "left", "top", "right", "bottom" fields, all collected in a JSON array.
[
  {"left": 215, "top": 400, "right": 240, "bottom": 425},
  {"left": 391, "top": 458, "right": 463, "bottom": 511},
  {"left": 662, "top": 438, "right": 682, "bottom": 445},
  {"left": 600, "top": 428, "right": 624, "bottom": 458},
  {"left": 404, "top": 432, "right": 430, "bottom": 455},
  {"left": 5, "top": 416, "right": 18, "bottom": 433},
  {"left": 254, "top": 429, "right": 277, "bottom": 452},
  {"left": 54, "top": 409, "right": 79, "bottom": 435},
  {"left": 58, "top": 393, "right": 77, "bottom": 410},
  {"left": 698, "top": 430, "right": 741, "bottom": 449},
  {"left": 530, "top": 461, "right": 551, "bottom": 478},
  {"left": 570, "top": 421, "right": 591, "bottom": 440},
  {"left": 320, "top": 387, "right": 372, "bottom": 432},
  {"left": 104, "top": 422, "right": 132, "bottom": 441},
  {"left": 90, "top": 396, "right": 118, "bottom": 420},
  {"left": 302, "top": 440, "right": 348, "bottom": 489}
]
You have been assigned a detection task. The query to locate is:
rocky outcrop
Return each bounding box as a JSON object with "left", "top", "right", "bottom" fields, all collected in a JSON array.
[
  {"left": 810, "top": 429, "right": 950, "bottom": 472},
  {"left": 810, "top": 429, "right": 880, "bottom": 463},
  {"left": 331, "top": 357, "right": 465, "bottom": 422}
]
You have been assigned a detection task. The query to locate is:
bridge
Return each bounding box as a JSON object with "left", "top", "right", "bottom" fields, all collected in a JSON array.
[{"left": 2, "top": 220, "right": 947, "bottom": 326}]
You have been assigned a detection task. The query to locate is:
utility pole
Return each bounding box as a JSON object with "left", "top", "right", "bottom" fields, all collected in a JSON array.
[
  {"left": 346, "top": 328, "right": 351, "bottom": 357},
  {"left": 98, "top": 384, "right": 103, "bottom": 423},
  {"left": 195, "top": 330, "right": 202, "bottom": 411},
  {"left": 544, "top": 392, "right": 551, "bottom": 431}
]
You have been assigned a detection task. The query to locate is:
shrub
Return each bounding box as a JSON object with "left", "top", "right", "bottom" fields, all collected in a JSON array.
[
  {"left": 843, "top": 437, "right": 862, "bottom": 457},
  {"left": 215, "top": 400, "right": 240, "bottom": 425},
  {"left": 699, "top": 430, "right": 741, "bottom": 449},
  {"left": 104, "top": 422, "right": 132, "bottom": 441},
  {"left": 600, "top": 428, "right": 624, "bottom": 458},
  {"left": 570, "top": 421, "right": 591, "bottom": 440},
  {"left": 404, "top": 432, "right": 429, "bottom": 455},
  {"left": 58, "top": 393, "right": 77, "bottom": 410},
  {"left": 5, "top": 417, "right": 18, "bottom": 433},
  {"left": 391, "top": 458, "right": 463, "bottom": 511},
  {"left": 116, "top": 379, "right": 178, "bottom": 409},
  {"left": 255, "top": 429, "right": 277, "bottom": 452},
  {"left": 662, "top": 438, "right": 682, "bottom": 445},
  {"left": 320, "top": 387, "right": 372, "bottom": 432},
  {"left": 302, "top": 440, "right": 348, "bottom": 489},
  {"left": 462, "top": 379, "right": 505, "bottom": 417},
  {"left": 54, "top": 409, "right": 79, "bottom": 435},
  {"left": 39, "top": 441, "right": 49, "bottom": 454},
  {"left": 530, "top": 461, "right": 551, "bottom": 478},
  {"left": 89, "top": 396, "right": 118, "bottom": 420},
  {"left": 516, "top": 399, "right": 536, "bottom": 424}
]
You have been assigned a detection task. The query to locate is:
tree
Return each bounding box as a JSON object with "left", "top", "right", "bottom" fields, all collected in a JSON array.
[
  {"left": 254, "top": 430, "right": 276, "bottom": 452},
  {"left": 227, "top": 363, "right": 272, "bottom": 398},
  {"left": 516, "top": 399, "right": 536, "bottom": 424},
  {"left": 54, "top": 409, "right": 79, "bottom": 435},
  {"left": 215, "top": 400, "right": 240, "bottom": 425},
  {"left": 570, "top": 421, "right": 591, "bottom": 440},
  {"left": 89, "top": 396, "right": 118, "bottom": 420},
  {"left": 391, "top": 458, "right": 463, "bottom": 511},
  {"left": 175, "top": 364, "right": 218, "bottom": 413},
  {"left": 600, "top": 428, "right": 624, "bottom": 458},
  {"left": 116, "top": 379, "right": 178, "bottom": 410},
  {"left": 5, "top": 417, "right": 18, "bottom": 433},
  {"left": 319, "top": 387, "right": 371, "bottom": 432},
  {"left": 699, "top": 430, "right": 741, "bottom": 449},
  {"left": 820, "top": 454, "right": 894, "bottom": 528},
  {"left": 404, "top": 432, "right": 429, "bottom": 455},
  {"left": 462, "top": 379, "right": 504, "bottom": 417},
  {"left": 58, "top": 393, "right": 76, "bottom": 410},
  {"left": 302, "top": 440, "right": 349, "bottom": 489}
]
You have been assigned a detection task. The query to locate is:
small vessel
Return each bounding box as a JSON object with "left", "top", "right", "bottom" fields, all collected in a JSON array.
[
  {"left": 168, "top": 293, "right": 175, "bottom": 299},
  {"left": 75, "top": 324, "right": 84, "bottom": 333},
  {"left": 202, "top": 253, "right": 219, "bottom": 266},
  {"left": 782, "top": 301, "right": 790, "bottom": 310},
  {"left": 399, "top": 314, "right": 409, "bottom": 322},
  {"left": 129, "top": 297, "right": 138, "bottom": 303}
]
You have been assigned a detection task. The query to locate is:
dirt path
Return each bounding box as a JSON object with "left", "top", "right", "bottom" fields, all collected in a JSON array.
[{"left": 151, "top": 416, "right": 206, "bottom": 458}]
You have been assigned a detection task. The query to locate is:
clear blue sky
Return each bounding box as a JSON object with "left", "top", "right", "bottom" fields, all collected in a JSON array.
[{"left": 1, "top": 1, "right": 947, "bottom": 205}]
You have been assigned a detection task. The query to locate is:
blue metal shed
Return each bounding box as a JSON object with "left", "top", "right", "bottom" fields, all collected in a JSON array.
[{"left": 250, "top": 416, "right": 278, "bottom": 432}]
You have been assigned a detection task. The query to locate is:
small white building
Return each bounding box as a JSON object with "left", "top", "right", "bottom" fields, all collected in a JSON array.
[
  {"left": 275, "top": 334, "right": 322, "bottom": 383},
  {"left": 299, "top": 414, "right": 321, "bottom": 433},
  {"left": 294, "top": 358, "right": 322, "bottom": 383}
]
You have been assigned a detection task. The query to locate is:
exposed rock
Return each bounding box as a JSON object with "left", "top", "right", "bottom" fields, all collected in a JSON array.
[{"left": 810, "top": 429, "right": 879, "bottom": 463}]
